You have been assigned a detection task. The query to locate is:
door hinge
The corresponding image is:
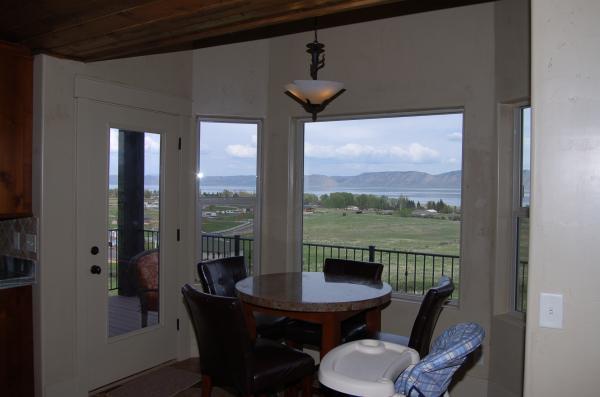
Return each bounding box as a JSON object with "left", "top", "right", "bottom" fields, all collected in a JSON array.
[
  {"left": 177, "top": 318, "right": 180, "bottom": 331},
  {"left": 178, "top": 137, "right": 182, "bottom": 150},
  {"left": 177, "top": 229, "right": 180, "bottom": 241}
]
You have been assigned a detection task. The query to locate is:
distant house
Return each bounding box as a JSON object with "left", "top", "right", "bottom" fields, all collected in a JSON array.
[
  {"left": 346, "top": 205, "right": 359, "bottom": 211},
  {"left": 412, "top": 209, "right": 435, "bottom": 217},
  {"left": 426, "top": 209, "right": 438, "bottom": 213}
]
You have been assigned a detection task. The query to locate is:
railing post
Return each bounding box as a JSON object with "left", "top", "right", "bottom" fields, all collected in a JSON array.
[
  {"left": 234, "top": 235, "right": 241, "bottom": 256},
  {"left": 368, "top": 245, "right": 376, "bottom": 262}
]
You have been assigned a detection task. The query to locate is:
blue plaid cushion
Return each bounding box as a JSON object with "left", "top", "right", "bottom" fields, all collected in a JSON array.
[{"left": 395, "top": 322, "right": 485, "bottom": 397}]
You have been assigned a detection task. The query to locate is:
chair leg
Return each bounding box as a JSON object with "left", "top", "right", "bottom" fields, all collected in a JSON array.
[
  {"left": 302, "top": 374, "right": 313, "bottom": 397},
  {"left": 201, "top": 374, "right": 212, "bottom": 397},
  {"left": 141, "top": 310, "right": 148, "bottom": 328}
]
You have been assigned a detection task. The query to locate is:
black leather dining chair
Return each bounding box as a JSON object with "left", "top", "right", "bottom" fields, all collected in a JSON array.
[
  {"left": 284, "top": 258, "right": 384, "bottom": 349},
  {"left": 359, "top": 276, "right": 455, "bottom": 357},
  {"left": 182, "top": 284, "right": 314, "bottom": 397},
  {"left": 197, "top": 256, "right": 287, "bottom": 340}
]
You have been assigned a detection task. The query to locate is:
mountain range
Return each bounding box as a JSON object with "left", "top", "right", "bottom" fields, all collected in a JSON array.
[{"left": 110, "top": 170, "right": 530, "bottom": 190}]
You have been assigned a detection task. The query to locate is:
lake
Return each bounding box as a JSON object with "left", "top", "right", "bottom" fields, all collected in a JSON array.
[
  {"left": 112, "top": 184, "right": 463, "bottom": 206},
  {"left": 198, "top": 185, "right": 462, "bottom": 207}
]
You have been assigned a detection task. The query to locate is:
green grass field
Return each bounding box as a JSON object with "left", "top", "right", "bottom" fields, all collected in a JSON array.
[
  {"left": 303, "top": 209, "right": 460, "bottom": 256},
  {"left": 302, "top": 209, "right": 461, "bottom": 298}
]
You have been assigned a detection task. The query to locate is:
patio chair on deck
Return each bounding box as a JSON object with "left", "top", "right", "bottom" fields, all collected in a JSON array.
[{"left": 131, "top": 249, "right": 159, "bottom": 328}]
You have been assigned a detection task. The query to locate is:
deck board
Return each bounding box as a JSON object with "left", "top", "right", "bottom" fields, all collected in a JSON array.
[{"left": 109, "top": 295, "right": 158, "bottom": 338}]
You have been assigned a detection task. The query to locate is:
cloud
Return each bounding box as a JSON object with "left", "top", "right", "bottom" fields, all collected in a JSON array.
[
  {"left": 305, "top": 142, "right": 439, "bottom": 162},
  {"left": 403, "top": 143, "right": 440, "bottom": 162},
  {"left": 145, "top": 135, "right": 161, "bottom": 153},
  {"left": 447, "top": 132, "right": 462, "bottom": 142},
  {"left": 225, "top": 144, "right": 256, "bottom": 158},
  {"left": 251, "top": 134, "right": 257, "bottom": 144}
]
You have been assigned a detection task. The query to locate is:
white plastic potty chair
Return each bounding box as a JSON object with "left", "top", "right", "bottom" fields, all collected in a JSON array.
[{"left": 318, "top": 339, "right": 420, "bottom": 397}]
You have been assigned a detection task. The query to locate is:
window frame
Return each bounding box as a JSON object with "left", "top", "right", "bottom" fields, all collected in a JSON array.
[
  {"left": 289, "top": 108, "right": 465, "bottom": 300},
  {"left": 195, "top": 117, "right": 264, "bottom": 274},
  {"left": 512, "top": 105, "right": 531, "bottom": 312}
]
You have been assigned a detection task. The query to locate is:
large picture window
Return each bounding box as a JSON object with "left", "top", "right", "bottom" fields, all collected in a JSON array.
[
  {"left": 197, "top": 119, "right": 261, "bottom": 274},
  {"left": 301, "top": 112, "right": 463, "bottom": 298}
]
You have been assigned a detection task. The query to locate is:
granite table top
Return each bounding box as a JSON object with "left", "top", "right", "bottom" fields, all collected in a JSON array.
[{"left": 235, "top": 272, "right": 392, "bottom": 312}]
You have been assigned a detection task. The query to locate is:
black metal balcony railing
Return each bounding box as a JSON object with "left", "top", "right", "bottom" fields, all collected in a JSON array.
[
  {"left": 107, "top": 230, "right": 461, "bottom": 299},
  {"left": 202, "top": 234, "right": 460, "bottom": 299},
  {"left": 200, "top": 233, "right": 256, "bottom": 275},
  {"left": 108, "top": 229, "right": 160, "bottom": 291},
  {"left": 516, "top": 260, "right": 529, "bottom": 312}
]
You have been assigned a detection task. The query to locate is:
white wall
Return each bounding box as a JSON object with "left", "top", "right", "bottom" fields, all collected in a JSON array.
[
  {"left": 525, "top": 1, "right": 600, "bottom": 395},
  {"left": 33, "top": 52, "right": 194, "bottom": 397},
  {"left": 192, "top": 40, "right": 270, "bottom": 117}
]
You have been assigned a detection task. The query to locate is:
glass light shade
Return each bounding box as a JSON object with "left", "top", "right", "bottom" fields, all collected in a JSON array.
[{"left": 284, "top": 80, "right": 345, "bottom": 104}]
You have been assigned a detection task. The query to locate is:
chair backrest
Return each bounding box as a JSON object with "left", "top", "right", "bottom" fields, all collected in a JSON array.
[
  {"left": 408, "top": 276, "right": 454, "bottom": 357},
  {"left": 197, "top": 256, "right": 247, "bottom": 297},
  {"left": 131, "top": 249, "right": 159, "bottom": 310},
  {"left": 181, "top": 284, "right": 253, "bottom": 391},
  {"left": 395, "top": 322, "right": 485, "bottom": 397},
  {"left": 323, "top": 258, "right": 383, "bottom": 282}
]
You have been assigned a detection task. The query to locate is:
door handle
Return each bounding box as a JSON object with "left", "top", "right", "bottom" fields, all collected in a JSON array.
[{"left": 90, "top": 265, "right": 102, "bottom": 275}]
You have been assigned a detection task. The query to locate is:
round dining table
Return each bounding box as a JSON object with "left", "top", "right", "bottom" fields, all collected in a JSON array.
[{"left": 235, "top": 272, "right": 392, "bottom": 358}]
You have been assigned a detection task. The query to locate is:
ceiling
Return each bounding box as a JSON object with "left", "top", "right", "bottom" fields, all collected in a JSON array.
[{"left": 0, "top": 0, "right": 493, "bottom": 62}]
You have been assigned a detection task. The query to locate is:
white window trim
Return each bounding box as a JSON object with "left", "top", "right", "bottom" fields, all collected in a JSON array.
[
  {"left": 196, "top": 117, "right": 264, "bottom": 274},
  {"left": 288, "top": 108, "right": 465, "bottom": 300}
]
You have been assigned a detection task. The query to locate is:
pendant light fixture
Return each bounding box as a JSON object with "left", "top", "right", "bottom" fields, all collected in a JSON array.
[{"left": 284, "top": 22, "right": 346, "bottom": 121}]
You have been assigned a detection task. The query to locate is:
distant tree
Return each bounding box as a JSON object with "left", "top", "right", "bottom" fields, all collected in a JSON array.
[{"left": 304, "top": 193, "right": 319, "bottom": 205}]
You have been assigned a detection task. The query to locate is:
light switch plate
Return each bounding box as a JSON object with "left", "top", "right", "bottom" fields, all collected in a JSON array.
[{"left": 539, "top": 292, "right": 563, "bottom": 329}]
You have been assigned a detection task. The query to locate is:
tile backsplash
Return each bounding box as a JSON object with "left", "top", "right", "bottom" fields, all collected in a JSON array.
[{"left": 0, "top": 217, "right": 38, "bottom": 261}]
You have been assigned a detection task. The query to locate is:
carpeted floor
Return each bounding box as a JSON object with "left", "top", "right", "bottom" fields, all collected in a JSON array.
[
  {"left": 91, "top": 359, "right": 234, "bottom": 397},
  {"left": 92, "top": 358, "right": 313, "bottom": 397}
]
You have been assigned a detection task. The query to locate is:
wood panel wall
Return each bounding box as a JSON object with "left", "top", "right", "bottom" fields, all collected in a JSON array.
[{"left": 0, "top": 41, "right": 32, "bottom": 219}]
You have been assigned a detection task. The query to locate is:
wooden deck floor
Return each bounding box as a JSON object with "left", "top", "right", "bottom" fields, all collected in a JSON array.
[{"left": 109, "top": 295, "right": 158, "bottom": 338}]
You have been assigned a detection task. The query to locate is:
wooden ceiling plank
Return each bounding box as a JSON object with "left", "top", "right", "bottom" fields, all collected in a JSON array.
[
  {"left": 1, "top": 0, "right": 156, "bottom": 40},
  {"left": 81, "top": 0, "right": 493, "bottom": 61},
  {"left": 46, "top": 0, "right": 311, "bottom": 54},
  {"left": 41, "top": 0, "right": 294, "bottom": 53},
  {"left": 59, "top": 0, "right": 396, "bottom": 59},
  {"left": 22, "top": 0, "right": 248, "bottom": 50}
]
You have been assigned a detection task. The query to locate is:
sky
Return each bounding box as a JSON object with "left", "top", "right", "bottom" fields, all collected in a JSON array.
[
  {"left": 109, "top": 128, "right": 161, "bottom": 177},
  {"left": 522, "top": 107, "right": 531, "bottom": 171},
  {"left": 109, "top": 114, "right": 465, "bottom": 179},
  {"left": 198, "top": 113, "right": 463, "bottom": 177}
]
